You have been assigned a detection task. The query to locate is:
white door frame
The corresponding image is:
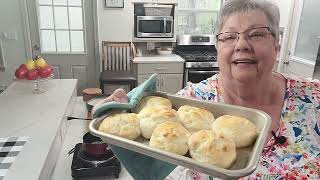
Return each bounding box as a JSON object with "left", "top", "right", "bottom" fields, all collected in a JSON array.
[
  {"left": 278, "top": 0, "right": 319, "bottom": 77},
  {"left": 19, "top": 0, "right": 100, "bottom": 91},
  {"left": 19, "top": 0, "right": 32, "bottom": 60}
]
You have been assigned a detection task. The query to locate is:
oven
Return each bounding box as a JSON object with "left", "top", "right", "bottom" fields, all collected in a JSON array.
[
  {"left": 176, "top": 35, "right": 219, "bottom": 86},
  {"left": 184, "top": 61, "right": 219, "bottom": 85},
  {"left": 185, "top": 67, "right": 220, "bottom": 84}
]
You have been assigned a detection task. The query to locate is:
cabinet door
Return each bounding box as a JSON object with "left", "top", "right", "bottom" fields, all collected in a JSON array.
[
  {"left": 138, "top": 74, "right": 161, "bottom": 91},
  {"left": 161, "top": 74, "right": 183, "bottom": 94}
]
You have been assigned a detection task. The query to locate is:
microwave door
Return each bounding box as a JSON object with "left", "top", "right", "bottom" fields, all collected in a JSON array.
[
  {"left": 136, "top": 16, "right": 173, "bottom": 38},
  {"left": 165, "top": 18, "right": 173, "bottom": 37}
]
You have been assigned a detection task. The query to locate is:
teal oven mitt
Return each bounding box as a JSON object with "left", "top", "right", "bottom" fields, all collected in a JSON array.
[
  {"left": 92, "top": 73, "right": 177, "bottom": 180},
  {"left": 92, "top": 73, "right": 157, "bottom": 119}
]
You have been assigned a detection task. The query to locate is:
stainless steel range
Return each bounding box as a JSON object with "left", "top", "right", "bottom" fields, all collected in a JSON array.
[{"left": 175, "top": 35, "right": 219, "bottom": 86}]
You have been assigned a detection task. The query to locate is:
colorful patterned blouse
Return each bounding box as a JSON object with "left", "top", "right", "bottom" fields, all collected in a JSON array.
[{"left": 168, "top": 73, "right": 320, "bottom": 180}]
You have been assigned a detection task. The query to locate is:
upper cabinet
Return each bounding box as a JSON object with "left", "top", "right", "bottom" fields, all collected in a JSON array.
[
  {"left": 132, "top": 0, "right": 178, "bottom": 4},
  {"left": 176, "top": 0, "right": 221, "bottom": 35}
]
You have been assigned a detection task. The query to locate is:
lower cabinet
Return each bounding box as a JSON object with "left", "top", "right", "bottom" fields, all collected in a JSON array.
[{"left": 137, "top": 73, "right": 183, "bottom": 94}]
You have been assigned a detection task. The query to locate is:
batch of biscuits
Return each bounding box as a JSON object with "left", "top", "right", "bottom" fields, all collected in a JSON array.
[{"left": 98, "top": 95, "right": 259, "bottom": 169}]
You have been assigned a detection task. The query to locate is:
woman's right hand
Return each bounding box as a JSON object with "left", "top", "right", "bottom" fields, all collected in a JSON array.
[{"left": 91, "top": 88, "right": 128, "bottom": 115}]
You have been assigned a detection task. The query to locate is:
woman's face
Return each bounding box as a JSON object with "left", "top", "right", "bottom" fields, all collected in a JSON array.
[{"left": 216, "top": 10, "right": 279, "bottom": 83}]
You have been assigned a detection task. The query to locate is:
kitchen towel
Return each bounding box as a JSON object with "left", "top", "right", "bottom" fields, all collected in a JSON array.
[
  {"left": 0, "top": 137, "right": 28, "bottom": 180},
  {"left": 92, "top": 73, "right": 157, "bottom": 118}
]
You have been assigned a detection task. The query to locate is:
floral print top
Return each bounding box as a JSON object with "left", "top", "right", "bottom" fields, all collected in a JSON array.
[{"left": 171, "top": 73, "right": 320, "bottom": 180}]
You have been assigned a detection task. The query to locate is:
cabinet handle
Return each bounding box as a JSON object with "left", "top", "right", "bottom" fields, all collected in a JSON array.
[
  {"left": 157, "top": 78, "right": 160, "bottom": 88},
  {"left": 161, "top": 77, "right": 164, "bottom": 87},
  {"left": 154, "top": 68, "right": 168, "bottom": 71}
]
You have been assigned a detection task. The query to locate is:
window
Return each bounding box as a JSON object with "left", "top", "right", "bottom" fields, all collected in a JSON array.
[
  {"left": 176, "top": 0, "right": 221, "bottom": 35},
  {"left": 37, "top": 0, "right": 85, "bottom": 53}
]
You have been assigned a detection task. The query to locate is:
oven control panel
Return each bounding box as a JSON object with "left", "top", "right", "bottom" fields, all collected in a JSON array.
[{"left": 192, "top": 36, "right": 210, "bottom": 42}]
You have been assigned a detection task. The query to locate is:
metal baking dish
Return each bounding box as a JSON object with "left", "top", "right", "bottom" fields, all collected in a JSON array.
[{"left": 89, "top": 92, "right": 271, "bottom": 179}]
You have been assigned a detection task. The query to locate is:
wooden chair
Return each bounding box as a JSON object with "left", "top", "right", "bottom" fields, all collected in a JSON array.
[{"left": 99, "top": 41, "right": 137, "bottom": 95}]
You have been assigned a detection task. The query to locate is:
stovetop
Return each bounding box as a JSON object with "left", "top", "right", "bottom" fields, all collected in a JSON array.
[
  {"left": 175, "top": 45, "right": 217, "bottom": 62},
  {"left": 71, "top": 143, "right": 121, "bottom": 179},
  {"left": 176, "top": 51, "right": 217, "bottom": 62}
]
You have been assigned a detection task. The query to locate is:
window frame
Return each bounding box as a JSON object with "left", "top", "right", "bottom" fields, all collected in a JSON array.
[
  {"left": 36, "top": 0, "right": 87, "bottom": 54},
  {"left": 176, "top": 0, "right": 223, "bottom": 35}
]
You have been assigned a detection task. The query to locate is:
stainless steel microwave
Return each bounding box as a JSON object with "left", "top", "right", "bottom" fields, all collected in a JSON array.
[{"left": 136, "top": 16, "right": 173, "bottom": 38}]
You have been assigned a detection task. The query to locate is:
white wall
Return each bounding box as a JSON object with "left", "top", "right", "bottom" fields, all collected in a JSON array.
[
  {"left": 96, "top": 0, "right": 134, "bottom": 71},
  {"left": 97, "top": 0, "right": 134, "bottom": 42},
  {"left": 0, "top": 0, "right": 29, "bottom": 89},
  {"left": 274, "top": 0, "right": 292, "bottom": 29}
]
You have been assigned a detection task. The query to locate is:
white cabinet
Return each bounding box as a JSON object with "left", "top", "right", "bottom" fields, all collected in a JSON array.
[
  {"left": 138, "top": 73, "right": 183, "bottom": 93},
  {"left": 135, "top": 62, "right": 184, "bottom": 94}
]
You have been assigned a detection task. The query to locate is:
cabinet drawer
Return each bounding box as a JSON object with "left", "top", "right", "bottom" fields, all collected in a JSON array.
[{"left": 137, "top": 63, "right": 184, "bottom": 74}]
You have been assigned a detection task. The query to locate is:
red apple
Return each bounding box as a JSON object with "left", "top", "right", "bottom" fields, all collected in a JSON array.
[
  {"left": 15, "top": 67, "right": 28, "bottom": 79},
  {"left": 26, "top": 70, "right": 38, "bottom": 80},
  {"left": 19, "top": 64, "right": 27, "bottom": 70},
  {"left": 38, "top": 65, "right": 52, "bottom": 78}
]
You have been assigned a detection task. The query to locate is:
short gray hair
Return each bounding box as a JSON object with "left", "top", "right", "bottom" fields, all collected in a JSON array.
[{"left": 215, "top": 0, "right": 280, "bottom": 41}]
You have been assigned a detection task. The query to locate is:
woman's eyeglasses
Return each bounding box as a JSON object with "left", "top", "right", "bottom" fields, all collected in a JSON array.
[{"left": 216, "top": 27, "right": 275, "bottom": 46}]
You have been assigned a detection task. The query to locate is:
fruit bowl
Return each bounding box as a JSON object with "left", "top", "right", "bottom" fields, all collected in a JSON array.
[
  {"left": 15, "top": 74, "right": 54, "bottom": 94},
  {"left": 14, "top": 57, "right": 54, "bottom": 94}
]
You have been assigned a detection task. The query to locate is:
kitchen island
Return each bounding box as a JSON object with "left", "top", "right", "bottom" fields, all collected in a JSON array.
[{"left": 0, "top": 79, "right": 77, "bottom": 180}]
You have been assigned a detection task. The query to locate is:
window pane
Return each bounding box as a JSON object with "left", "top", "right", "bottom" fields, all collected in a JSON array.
[
  {"left": 177, "top": 13, "right": 217, "bottom": 34},
  {"left": 54, "top": 7, "right": 69, "bottom": 29},
  {"left": 179, "top": 0, "right": 220, "bottom": 9},
  {"left": 69, "top": 7, "right": 83, "bottom": 29},
  {"left": 39, "top": 6, "right": 54, "bottom": 29},
  {"left": 70, "top": 31, "right": 84, "bottom": 52},
  {"left": 41, "top": 30, "right": 56, "bottom": 52},
  {"left": 38, "top": 0, "right": 52, "bottom": 5},
  {"left": 208, "top": 0, "right": 220, "bottom": 10},
  {"left": 53, "top": 0, "right": 67, "bottom": 5},
  {"left": 56, "top": 31, "right": 70, "bottom": 52},
  {"left": 68, "top": 0, "right": 82, "bottom": 6}
]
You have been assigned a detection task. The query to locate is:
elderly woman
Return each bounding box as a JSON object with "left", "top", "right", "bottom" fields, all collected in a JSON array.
[{"left": 93, "top": 0, "right": 320, "bottom": 179}]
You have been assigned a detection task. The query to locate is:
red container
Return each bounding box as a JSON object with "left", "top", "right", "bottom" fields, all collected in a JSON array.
[{"left": 82, "top": 132, "right": 108, "bottom": 157}]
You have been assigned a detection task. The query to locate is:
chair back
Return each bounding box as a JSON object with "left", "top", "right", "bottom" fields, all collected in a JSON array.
[{"left": 102, "top": 42, "right": 134, "bottom": 71}]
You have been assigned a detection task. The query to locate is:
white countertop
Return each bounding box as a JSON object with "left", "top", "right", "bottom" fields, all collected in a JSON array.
[
  {"left": 0, "top": 79, "right": 77, "bottom": 180},
  {"left": 132, "top": 54, "right": 185, "bottom": 63}
]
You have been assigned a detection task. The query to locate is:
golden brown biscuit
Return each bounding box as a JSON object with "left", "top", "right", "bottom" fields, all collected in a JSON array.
[
  {"left": 177, "top": 105, "right": 215, "bottom": 133},
  {"left": 138, "top": 106, "right": 178, "bottom": 139},
  {"left": 212, "top": 115, "right": 258, "bottom": 148},
  {"left": 98, "top": 112, "right": 140, "bottom": 140},
  {"left": 133, "top": 96, "right": 172, "bottom": 113},
  {"left": 150, "top": 121, "right": 190, "bottom": 155},
  {"left": 188, "top": 130, "right": 236, "bottom": 169}
]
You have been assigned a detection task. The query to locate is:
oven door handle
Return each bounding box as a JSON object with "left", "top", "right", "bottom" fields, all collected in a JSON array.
[
  {"left": 188, "top": 70, "right": 219, "bottom": 74},
  {"left": 163, "top": 18, "right": 166, "bottom": 34}
]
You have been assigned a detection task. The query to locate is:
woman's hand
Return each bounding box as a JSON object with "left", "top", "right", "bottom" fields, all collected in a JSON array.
[{"left": 91, "top": 88, "right": 128, "bottom": 114}]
